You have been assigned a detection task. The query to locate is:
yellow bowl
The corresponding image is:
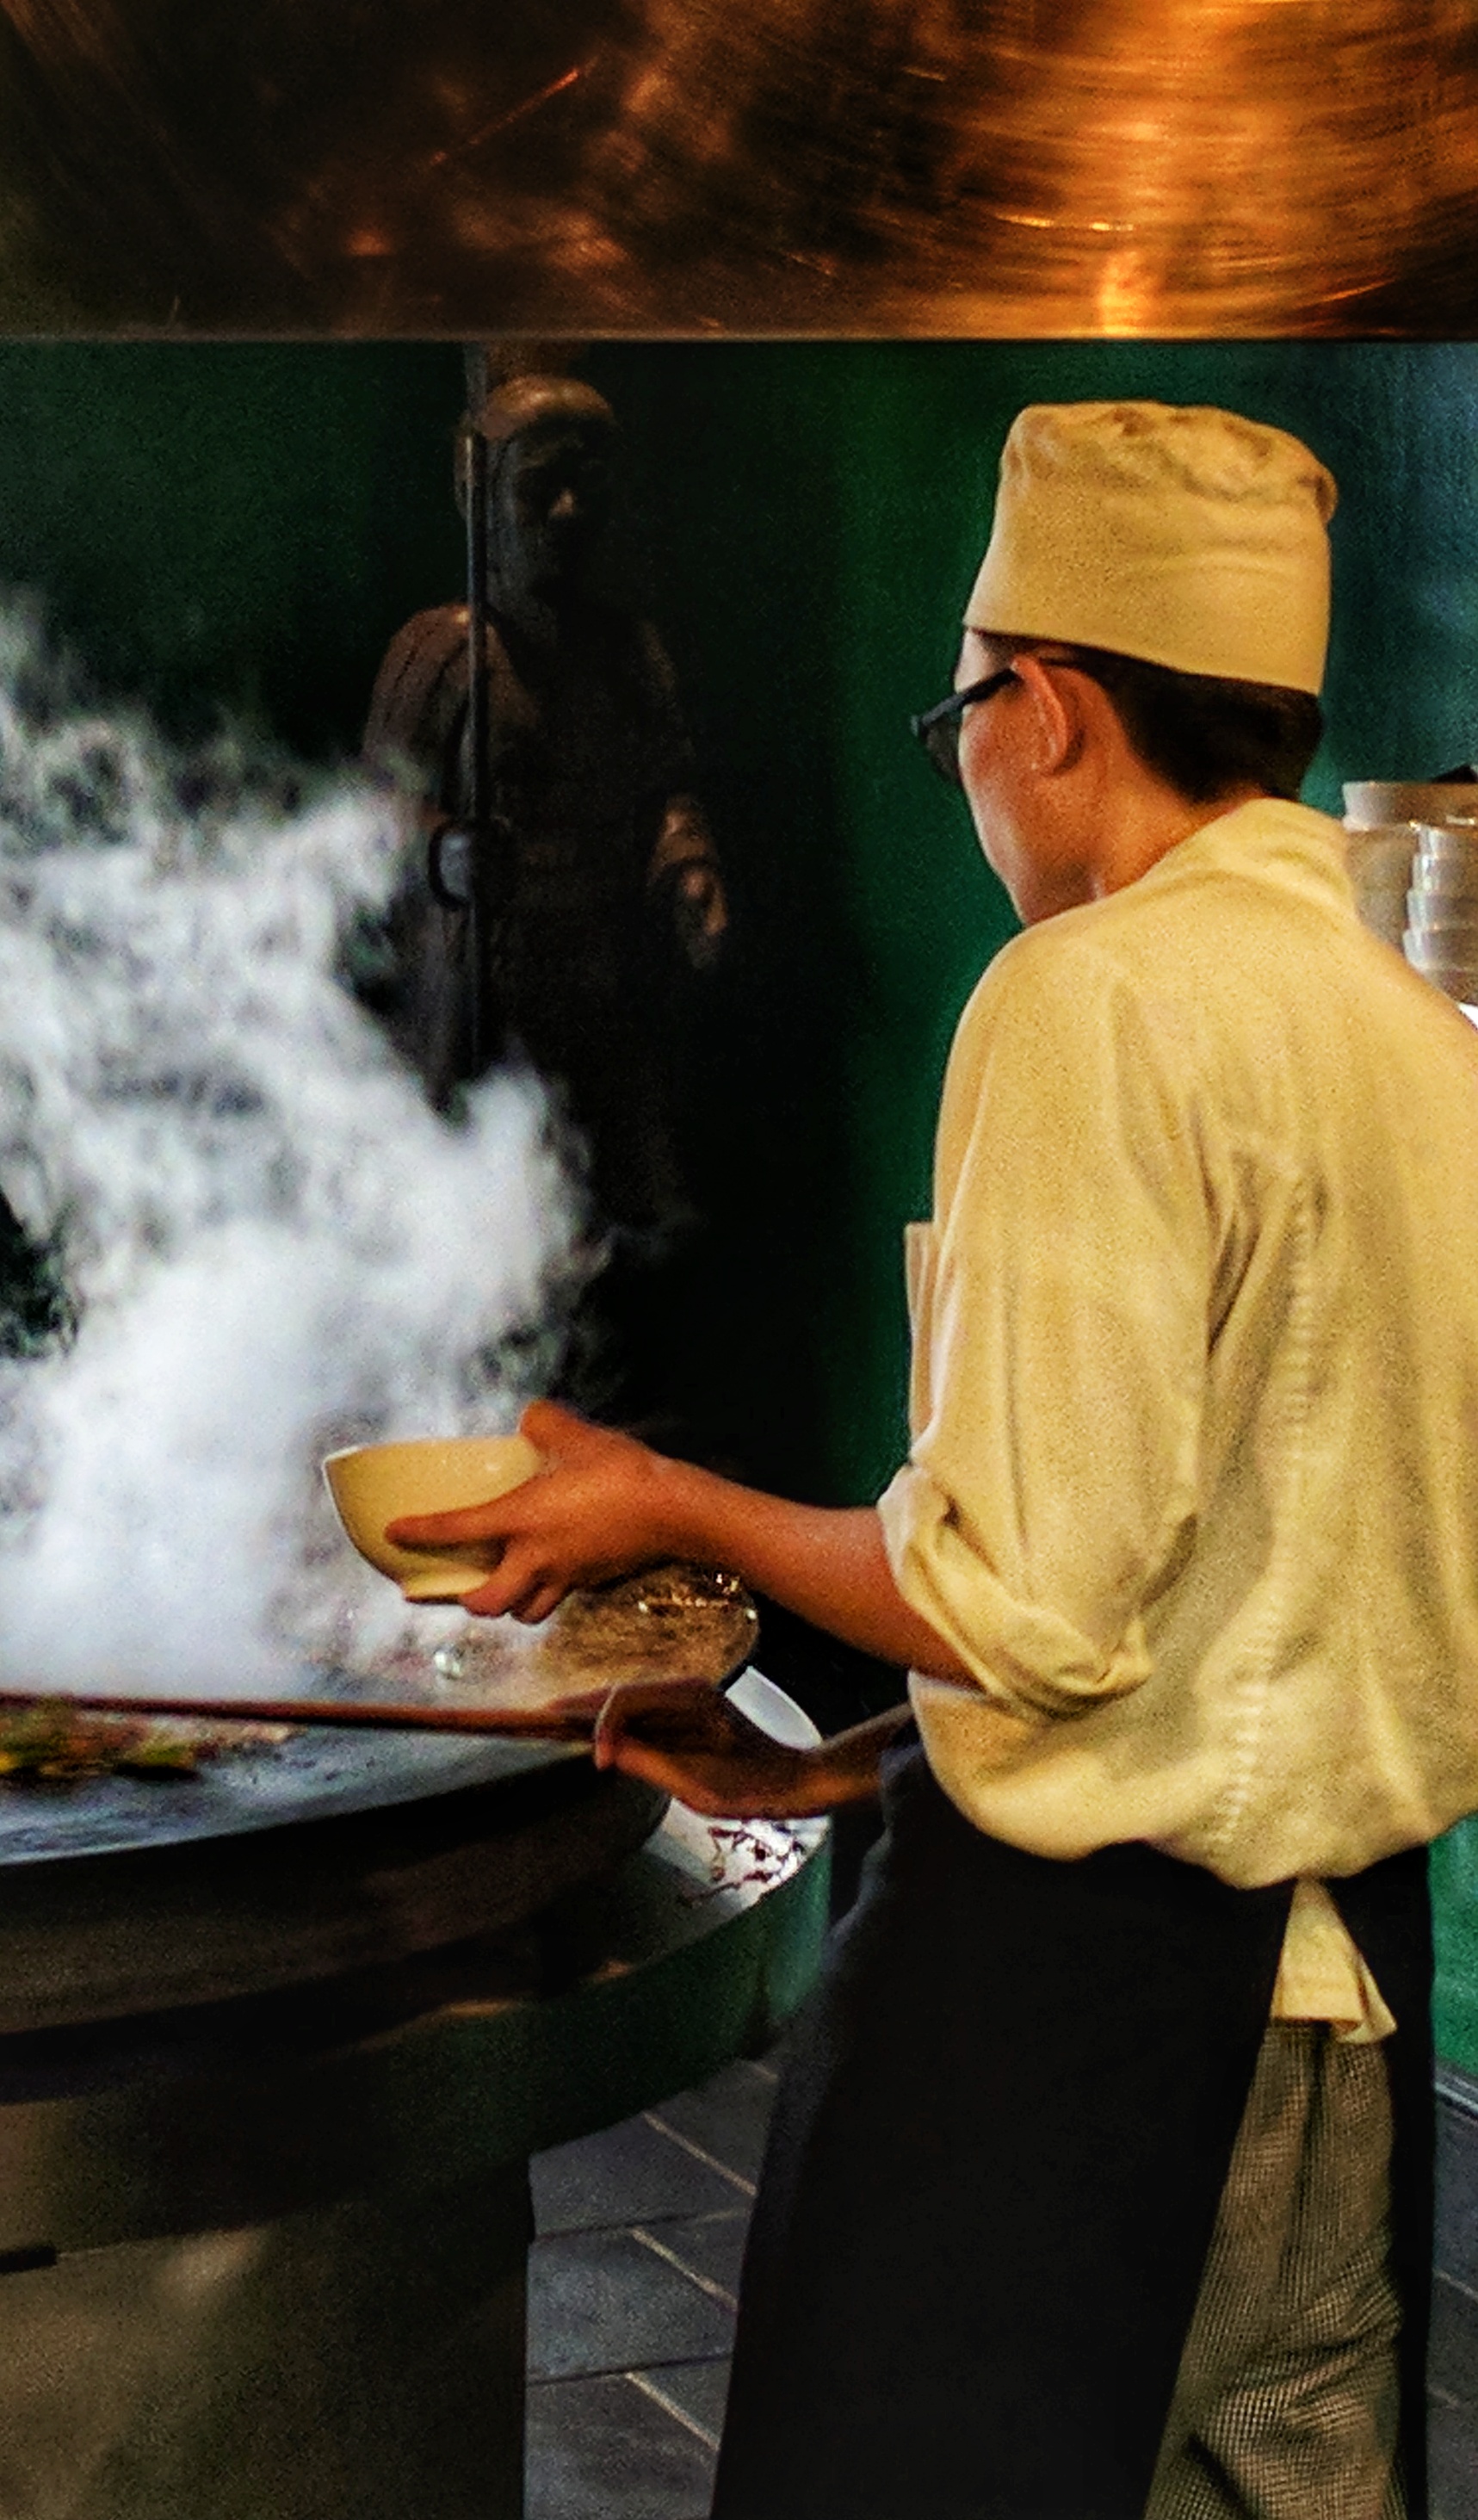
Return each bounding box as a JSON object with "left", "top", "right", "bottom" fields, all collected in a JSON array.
[{"left": 322, "top": 1433, "right": 543, "bottom": 1601}]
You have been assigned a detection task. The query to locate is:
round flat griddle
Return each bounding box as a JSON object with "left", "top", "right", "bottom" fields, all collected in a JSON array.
[
  {"left": 0, "top": 1570, "right": 757, "bottom": 2037},
  {"left": 0, "top": 1725, "right": 576, "bottom": 1869}
]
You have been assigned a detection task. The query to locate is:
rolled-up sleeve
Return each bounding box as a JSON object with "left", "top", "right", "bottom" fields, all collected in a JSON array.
[{"left": 877, "top": 930, "right": 1213, "bottom": 1723}]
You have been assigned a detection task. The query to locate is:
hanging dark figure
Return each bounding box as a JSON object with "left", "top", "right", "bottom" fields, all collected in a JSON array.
[{"left": 362, "top": 366, "right": 727, "bottom": 1426}]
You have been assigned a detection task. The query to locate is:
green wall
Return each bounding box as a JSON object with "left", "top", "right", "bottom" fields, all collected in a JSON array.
[
  {"left": 0, "top": 343, "right": 467, "bottom": 751},
  {"left": 0, "top": 338, "right": 1476, "bottom": 2060}
]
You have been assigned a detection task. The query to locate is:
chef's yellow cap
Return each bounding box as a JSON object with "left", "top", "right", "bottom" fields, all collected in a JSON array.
[{"left": 965, "top": 402, "right": 1337, "bottom": 695}]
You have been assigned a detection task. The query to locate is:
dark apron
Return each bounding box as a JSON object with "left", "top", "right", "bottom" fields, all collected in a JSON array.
[{"left": 712, "top": 1737, "right": 1433, "bottom": 2520}]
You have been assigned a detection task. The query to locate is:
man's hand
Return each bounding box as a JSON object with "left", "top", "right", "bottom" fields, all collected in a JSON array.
[
  {"left": 386, "top": 1398, "right": 683, "bottom": 1622},
  {"left": 540, "top": 1680, "right": 912, "bottom": 1817}
]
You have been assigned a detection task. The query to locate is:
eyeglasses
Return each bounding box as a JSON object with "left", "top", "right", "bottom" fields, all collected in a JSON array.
[{"left": 909, "top": 667, "right": 1017, "bottom": 786}]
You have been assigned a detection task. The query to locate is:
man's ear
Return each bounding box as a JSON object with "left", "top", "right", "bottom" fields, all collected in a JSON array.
[{"left": 1011, "top": 653, "right": 1083, "bottom": 774}]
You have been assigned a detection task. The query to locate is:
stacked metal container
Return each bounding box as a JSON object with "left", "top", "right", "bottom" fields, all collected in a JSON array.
[
  {"left": 1344, "top": 781, "right": 1478, "bottom": 1011},
  {"left": 1407, "top": 824, "right": 1478, "bottom": 1009}
]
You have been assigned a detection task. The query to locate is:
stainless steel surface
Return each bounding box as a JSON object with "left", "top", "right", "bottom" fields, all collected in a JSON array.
[
  {"left": 1405, "top": 825, "right": 1478, "bottom": 1000},
  {"left": 1345, "top": 783, "right": 1478, "bottom": 829},
  {"left": 1411, "top": 833, "right": 1478, "bottom": 869},
  {"left": 1, "top": 0, "right": 1477, "bottom": 332}
]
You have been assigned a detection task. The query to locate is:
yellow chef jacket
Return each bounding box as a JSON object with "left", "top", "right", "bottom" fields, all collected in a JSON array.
[{"left": 877, "top": 796, "right": 1478, "bottom": 2027}]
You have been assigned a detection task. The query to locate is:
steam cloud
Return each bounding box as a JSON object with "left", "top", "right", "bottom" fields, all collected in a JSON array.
[{"left": 0, "top": 605, "right": 588, "bottom": 1694}]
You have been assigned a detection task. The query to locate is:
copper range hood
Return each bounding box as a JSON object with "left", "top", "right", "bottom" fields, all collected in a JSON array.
[{"left": 1, "top": 0, "right": 1476, "bottom": 335}]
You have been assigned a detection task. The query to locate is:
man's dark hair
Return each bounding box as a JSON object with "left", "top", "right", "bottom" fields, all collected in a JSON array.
[{"left": 1000, "top": 637, "right": 1323, "bottom": 804}]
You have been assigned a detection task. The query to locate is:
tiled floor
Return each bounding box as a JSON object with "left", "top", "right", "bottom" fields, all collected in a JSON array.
[
  {"left": 530, "top": 2057, "right": 1478, "bottom": 2520},
  {"left": 526, "top": 2054, "right": 777, "bottom": 2520}
]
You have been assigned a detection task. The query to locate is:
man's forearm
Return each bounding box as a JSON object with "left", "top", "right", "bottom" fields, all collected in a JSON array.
[{"left": 650, "top": 1463, "right": 970, "bottom": 1683}]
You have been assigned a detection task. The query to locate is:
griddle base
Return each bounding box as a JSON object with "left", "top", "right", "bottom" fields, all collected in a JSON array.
[{"left": 0, "top": 2170, "right": 529, "bottom": 2520}]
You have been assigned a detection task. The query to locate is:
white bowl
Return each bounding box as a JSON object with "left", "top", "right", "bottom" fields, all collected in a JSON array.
[{"left": 323, "top": 1433, "right": 543, "bottom": 1601}]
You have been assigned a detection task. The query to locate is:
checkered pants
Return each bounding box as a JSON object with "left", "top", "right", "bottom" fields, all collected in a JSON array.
[{"left": 1146, "top": 2023, "right": 1405, "bottom": 2520}]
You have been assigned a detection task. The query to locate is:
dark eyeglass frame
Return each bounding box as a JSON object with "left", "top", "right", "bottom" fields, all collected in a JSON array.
[{"left": 909, "top": 666, "right": 1018, "bottom": 785}]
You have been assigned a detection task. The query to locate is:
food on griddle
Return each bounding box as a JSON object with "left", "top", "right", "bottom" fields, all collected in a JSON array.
[
  {"left": 0, "top": 1700, "right": 290, "bottom": 1783},
  {"left": 553, "top": 1565, "right": 758, "bottom": 1676},
  {"left": 349, "top": 1562, "right": 758, "bottom": 1706}
]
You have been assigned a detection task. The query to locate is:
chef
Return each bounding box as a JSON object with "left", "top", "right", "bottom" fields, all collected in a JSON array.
[{"left": 393, "top": 402, "right": 1478, "bottom": 2519}]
